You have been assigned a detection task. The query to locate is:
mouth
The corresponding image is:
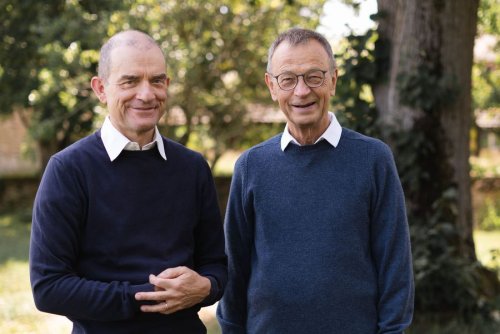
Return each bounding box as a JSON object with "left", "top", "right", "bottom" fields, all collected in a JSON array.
[
  {"left": 291, "top": 101, "right": 316, "bottom": 109},
  {"left": 129, "top": 105, "right": 158, "bottom": 112},
  {"left": 130, "top": 105, "right": 157, "bottom": 109}
]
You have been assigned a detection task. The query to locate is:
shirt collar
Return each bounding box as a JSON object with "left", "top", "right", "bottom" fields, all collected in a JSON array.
[
  {"left": 100, "top": 116, "right": 167, "bottom": 161},
  {"left": 280, "top": 111, "right": 342, "bottom": 151}
]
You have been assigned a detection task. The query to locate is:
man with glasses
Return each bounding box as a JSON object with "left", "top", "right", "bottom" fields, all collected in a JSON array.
[{"left": 217, "top": 28, "right": 414, "bottom": 333}]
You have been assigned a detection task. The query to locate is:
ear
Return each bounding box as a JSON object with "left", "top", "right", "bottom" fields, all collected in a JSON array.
[
  {"left": 329, "top": 68, "right": 338, "bottom": 96},
  {"left": 90, "top": 76, "right": 107, "bottom": 103},
  {"left": 264, "top": 73, "right": 278, "bottom": 101}
]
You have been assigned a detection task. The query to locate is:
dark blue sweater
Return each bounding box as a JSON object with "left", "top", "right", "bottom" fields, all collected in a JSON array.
[
  {"left": 30, "top": 131, "right": 227, "bottom": 333},
  {"left": 217, "top": 129, "right": 414, "bottom": 334}
]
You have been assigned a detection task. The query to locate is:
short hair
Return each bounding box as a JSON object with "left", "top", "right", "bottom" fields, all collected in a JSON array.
[
  {"left": 266, "top": 28, "right": 336, "bottom": 73},
  {"left": 97, "top": 30, "right": 164, "bottom": 82}
]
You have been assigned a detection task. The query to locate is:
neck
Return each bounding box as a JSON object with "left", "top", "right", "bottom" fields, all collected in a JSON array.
[
  {"left": 132, "top": 129, "right": 156, "bottom": 148},
  {"left": 108, "top": 117, "right": 156, "bottom": 147},
  {"left": 288, "top": 118, "right": 330, "bottom": 146}
]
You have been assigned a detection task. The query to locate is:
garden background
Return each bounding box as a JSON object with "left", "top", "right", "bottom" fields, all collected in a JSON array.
[{"left": 0, "top": 0, "right": 498, "bottom": 333}]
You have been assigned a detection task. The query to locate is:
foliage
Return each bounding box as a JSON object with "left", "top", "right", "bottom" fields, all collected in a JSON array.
[
  {"left": 478, "top": 198, "right": 500, "bottom": 231},
  {"left": 392, "top": 54, "right": 498, "bottom": 324},
  {"left": 0, "top": 0, "right": 326, "bottom": 170},
  {"left": 0, "top": 1, "right": 124, "bottom": 168},
  {"left": 472, "top": 47, "right": 499, "bottom": 112},
  {"left": 333, "top": 28, "right": 379, "bottom": 137},
  {"left": 477, "top": 0, "right": 499, "bottom": 35},
  {"left": 408, "top": 314, "right": 500, "bottom": 334}
]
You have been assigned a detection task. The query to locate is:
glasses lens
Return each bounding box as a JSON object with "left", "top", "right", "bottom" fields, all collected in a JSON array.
[
  {"left": 305, "top": 70, "right": 325, "bottom": 87},
  {"left": 277, "top": 73, "right": 297, "bottom": 90}
]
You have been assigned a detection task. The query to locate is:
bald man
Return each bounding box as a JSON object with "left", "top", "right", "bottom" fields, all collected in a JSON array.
[{"left": 30, "top": 30, "right": 227, "bottom": 334}]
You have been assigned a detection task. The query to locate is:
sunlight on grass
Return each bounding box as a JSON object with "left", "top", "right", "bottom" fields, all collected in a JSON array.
[
  {"left": 0, "top": 260, "right": 71, "bottom": 334},
  {"left": 474, "top": 230, "right": 500, "bottom": 271}
]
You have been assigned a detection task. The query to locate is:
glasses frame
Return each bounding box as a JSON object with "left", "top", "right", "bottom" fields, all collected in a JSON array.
[{"left": 269, "top": 69, "right": 329, "bottom": 91}]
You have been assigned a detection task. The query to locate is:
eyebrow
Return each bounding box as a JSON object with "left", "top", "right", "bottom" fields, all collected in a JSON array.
[
  {"left": 277, "top": 68, "right": 325, "bottom": 75},
  {"left": 118, "top": 73, "right": 168, "bottom": 82},
  {"left": 151, "top": 74, "right": 168, "bottom": 81},
  {"left": 118, "top": 75, "right": 139, "bottom": 82}
]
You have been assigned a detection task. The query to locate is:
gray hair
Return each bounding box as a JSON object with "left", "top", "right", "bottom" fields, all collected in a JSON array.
[
  {"left": 266, "top": 27, "right": 336, "bottom": 73},
  {"left": 97, "top": 30, "right": 164, "bottom": 82}
]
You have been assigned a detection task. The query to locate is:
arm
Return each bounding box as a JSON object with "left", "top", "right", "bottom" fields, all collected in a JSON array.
[
  {"left": 370, "top": 144, "right": 414, "bottom": 334},
  {"left": 29, "top": 156, "right": 151, "bottom": 321},
  {"left": 193, "top": 158, "right": 228, "bottom": 306},
  {"left": 216, "top": 155, "right": 254, "bottom": 334}
]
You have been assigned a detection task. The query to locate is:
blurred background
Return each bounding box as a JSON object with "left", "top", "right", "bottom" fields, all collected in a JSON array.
[{"left": 0, "top": 0, "right": 498, "bottom": 333}]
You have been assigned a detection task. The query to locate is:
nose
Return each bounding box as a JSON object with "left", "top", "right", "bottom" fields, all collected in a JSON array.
[
  {"left": 294, "top": 76, "right": 311, "bottom": 96},
  {"left": 136, "top": 81, "right": 155, "bottom": 102}
]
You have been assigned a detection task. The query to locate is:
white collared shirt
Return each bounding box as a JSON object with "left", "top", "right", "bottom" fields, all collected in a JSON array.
[
  {"left": 280, "top": 112, "right": 342, "bottom": 151},
  {"left": 100, "top": 116, "right": 167, "bottom": 161}
]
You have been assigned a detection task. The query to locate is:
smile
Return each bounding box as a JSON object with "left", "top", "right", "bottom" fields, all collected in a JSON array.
[
  {"left": 291, "top": 101, "right": 315, "bottom": 108},
  {"left": 130, "top": 106, "right": 157, "bottom": 109}
]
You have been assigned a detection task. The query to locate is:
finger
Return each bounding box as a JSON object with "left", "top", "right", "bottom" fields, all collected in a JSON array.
[
  {"left": 157, "top": 266, "right": 188, "bottom": 279},
  {"left": 135, "top": 290, "right": 167, "bottom": 301},
  {"left": 140, "top": 301, "right": 169, "bottom": 313},
  {"left": 149, "top": 274, "right": 171, "bottom": 289}
]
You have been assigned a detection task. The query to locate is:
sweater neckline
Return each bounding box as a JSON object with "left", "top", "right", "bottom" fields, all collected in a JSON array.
[{"left": 284, "top": 139, "right": 334, "bottom": 153}]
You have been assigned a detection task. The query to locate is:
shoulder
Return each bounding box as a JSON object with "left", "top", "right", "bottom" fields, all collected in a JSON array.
[
  {"left": 51, "top": 133, "right": 102, "bottom": 165},
  {"left": 236, "top": 134, "right": 281, "bottom": 166},
  {"left": 233, "top": 134, "right": 282, "bottom": 175},
  {"left": 162, "top": 136, "right": 206, "bottom": 163},
  {"left": 41, "top": 133, "right": 102, "bottom": 187},
  {"left": 162, "top": 137, "right": 212, "bottom": 179},
  {"left": 340, "top": 128, "right": 393, "bottom": 157}
]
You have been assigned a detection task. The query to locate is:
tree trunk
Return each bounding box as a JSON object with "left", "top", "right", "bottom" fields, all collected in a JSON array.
[
  {"left": 37, "top": 139, "right": 59, "bottom": 175},
  {"left": 439, "top": 0, "right": 478, "bottom": 260},
  {"left": 374, "top": 0, "right": 479, "bottom": 260}
]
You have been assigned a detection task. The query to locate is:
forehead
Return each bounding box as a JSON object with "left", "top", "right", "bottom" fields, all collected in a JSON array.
[
  {"left": 109, "top": 45, "right": 166, "bottom": 77},
  {"left": 271, "top": 40, "right": 330, "bottom": 73}
]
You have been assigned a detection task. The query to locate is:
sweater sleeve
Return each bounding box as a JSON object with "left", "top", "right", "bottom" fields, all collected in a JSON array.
[
  {"left": 370, "top": 143, "right": 414, "bottom": 334},
  {"left": 216, "top": 154, "right": 253, "bottom": 334},
  {"left": 193, "top": 157, "right": 228, "bottom": 306},
  {"left": 29, "top": 156, "right": 151, "bottom": 321}
]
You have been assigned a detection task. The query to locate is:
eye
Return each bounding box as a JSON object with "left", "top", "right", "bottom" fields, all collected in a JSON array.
[
  {"left": 305, "top": 71, "right": 324, "bottom": 85},
  {"left": 278, "top": 74, "right": 295, "bottom": 84},
  {"left": 152, "top": 78, "right": 166, "bottom": 85}
]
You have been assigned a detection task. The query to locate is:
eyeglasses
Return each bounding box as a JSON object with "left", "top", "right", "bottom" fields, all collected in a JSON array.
[{"left": 269, "top": 69, "right": 328, "bottom": 91}]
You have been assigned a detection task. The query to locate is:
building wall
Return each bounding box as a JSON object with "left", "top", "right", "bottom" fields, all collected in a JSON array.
[{"left": 0, "top": 112, "right": 40, "bottom": 176}]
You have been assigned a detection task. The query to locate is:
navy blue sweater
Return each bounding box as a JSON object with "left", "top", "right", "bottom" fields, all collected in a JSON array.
[
  {"left": 30, "top": 131, "right": 227, "bottom": 333},
  {"left": 217, "top": 129, "right": 414, "bottom": 334}
]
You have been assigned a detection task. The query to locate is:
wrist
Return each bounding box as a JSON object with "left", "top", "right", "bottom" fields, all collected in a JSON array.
[{"left": 200, "top": 276, "right": 211, "bottom": 298}]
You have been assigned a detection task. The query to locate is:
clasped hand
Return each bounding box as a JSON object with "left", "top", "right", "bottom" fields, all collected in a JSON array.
[{"left": 135, "top": 266, "right": 211, "bottom": 315}]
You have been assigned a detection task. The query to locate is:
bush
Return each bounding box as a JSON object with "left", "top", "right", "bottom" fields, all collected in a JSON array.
[{"left": 478, "top": 198, "right": 500, "bottom": 231}]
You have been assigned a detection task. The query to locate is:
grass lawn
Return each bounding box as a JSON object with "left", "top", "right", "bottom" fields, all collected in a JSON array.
[{"left": 0, "top": 210, "right": 498, "bottom": 333}]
